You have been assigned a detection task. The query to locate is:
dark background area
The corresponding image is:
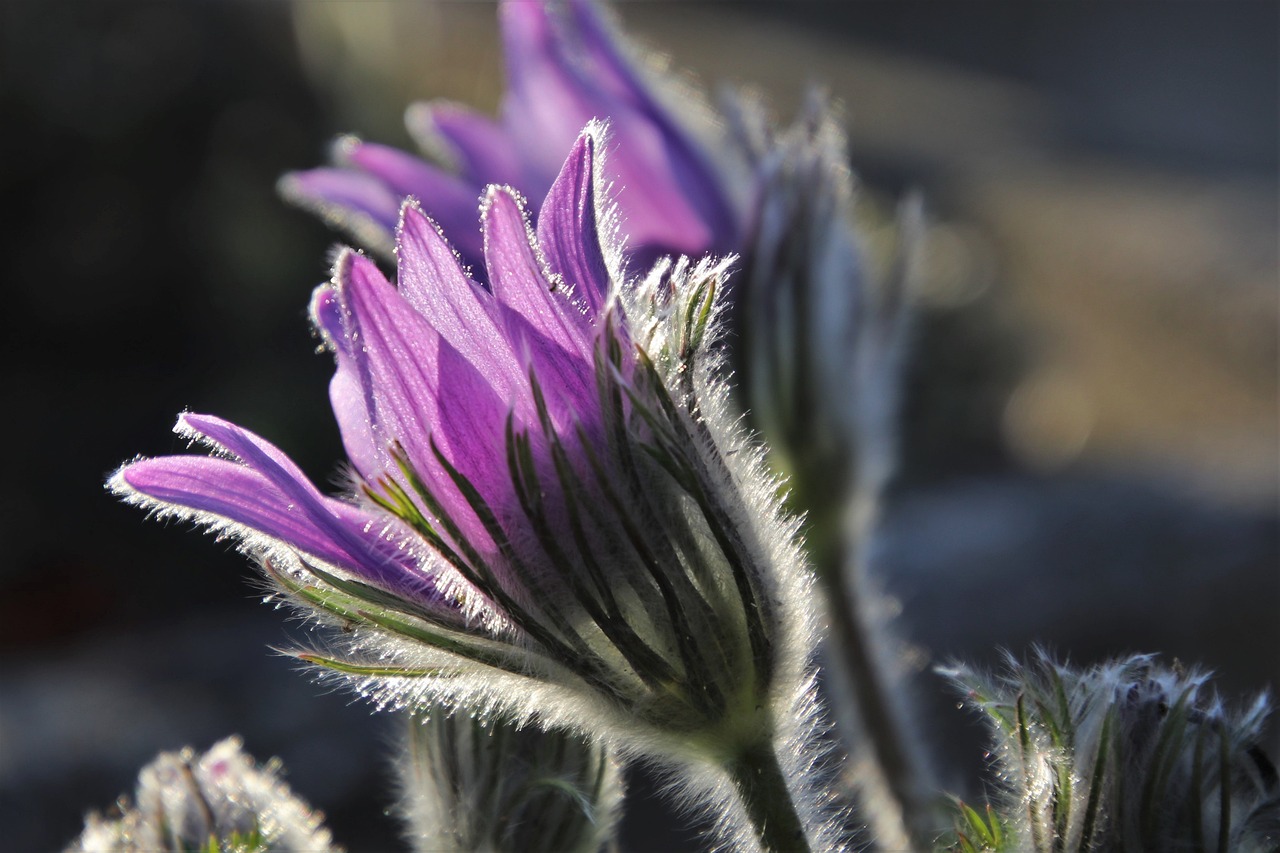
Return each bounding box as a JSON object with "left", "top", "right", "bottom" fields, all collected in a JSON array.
[{"left": 1, "top": 2, "right": 1275, "bottom": 850}]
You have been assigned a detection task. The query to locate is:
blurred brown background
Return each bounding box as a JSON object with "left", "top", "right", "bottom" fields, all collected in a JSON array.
[{"left": 1, "top": 2, "right": 1275, "bottom": 849}]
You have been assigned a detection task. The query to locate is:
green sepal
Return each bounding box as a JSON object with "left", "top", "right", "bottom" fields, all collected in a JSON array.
[
  {"left": 292, "top": 651, "right": 456, "bottom": 679},
  {"left": 263, "top": 559, "right": 531, "bottom": 677}
]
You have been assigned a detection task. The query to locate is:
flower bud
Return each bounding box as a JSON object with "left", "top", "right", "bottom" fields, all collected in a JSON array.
[
  {"left": 67, "top": 737, "right": 337, "bottom": 853},
  {"left": 944, "top": 650, "right": 1279, "bottom": 852},
  {"left": 396, "top": 713, "right": 622, "bottom": 853}
]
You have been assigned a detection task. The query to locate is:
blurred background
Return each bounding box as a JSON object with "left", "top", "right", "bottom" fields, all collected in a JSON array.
[{"left": 1, "top": 1, "right": 1275, "bottom": 849}]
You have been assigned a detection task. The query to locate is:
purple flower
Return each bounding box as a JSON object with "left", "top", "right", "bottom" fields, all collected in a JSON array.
[
  {"left": 114, "top": 126, "right": 813, "bottom": 762},
  {"left": 117, "top": 129, "right": 622, "bottom": 638},
  {"left": 281, "top": 0, "right": 740, "bottom": 274}
]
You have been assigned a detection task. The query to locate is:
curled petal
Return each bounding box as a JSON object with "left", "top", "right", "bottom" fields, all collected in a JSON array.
[{"left": 114, "top": 415, "right": 437, "bottom": 603}]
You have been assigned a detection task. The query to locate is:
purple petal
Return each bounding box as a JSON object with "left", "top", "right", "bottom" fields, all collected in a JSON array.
[
  {"left": 481, "top": 187, "right": 599, "bottom": 415},
  {"left": 536, "top": 128, "right": 611, "bottom": 315},
  {"left": 482, "top": 187, "right": 592, "bottom": 359},
  {"left": 498, "top": 0, "right": 735, "bottom": 263},
  {"left": 339, "top": 138, "right": 486, "bottom": 264},
  {"left": 395, "top": 202, "right": 528, "bottom": 411},
  {"left": 118, "top": 415, "right": 439, "bottom": 603},
  {"left": 326, "top": 251, "right": 502, "bottom": 549},
  {"left": 498, "top": 0, "right": 606, "bottom": 194},
  {"left": 327, "top": 251, "right": 443, "bottom": 483},
  {"left": 279, "top": 167, "right": 402, "bottom": 251},
  {"left": 312, "top": 283, "right": 384, "bottom": 490},
  {"left": 406, "top": 100, "right": 523, "bottom": 189},
  {"left": 563, "top": 0, "right": 740, "bottom": 256}
]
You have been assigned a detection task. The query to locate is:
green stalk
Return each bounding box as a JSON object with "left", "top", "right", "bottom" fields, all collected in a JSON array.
[
  {"left": 820, "top": 520, "right": 933, "bottom": 851},
  {"left": 725, "top": 739, "right": 812, "bottom": 853}
]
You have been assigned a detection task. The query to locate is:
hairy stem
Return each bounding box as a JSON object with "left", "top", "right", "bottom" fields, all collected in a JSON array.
[
  {"left": 726, "top": 738, "right": 812, "bottom": 853},
  {"left": 820, "top": 496, "right": 935, "bottom": 852}
]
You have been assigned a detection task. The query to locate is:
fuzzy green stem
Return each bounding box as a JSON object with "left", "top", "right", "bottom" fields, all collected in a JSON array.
[{"left": 726, "top": 739, "right": 812, "bottom": 853}]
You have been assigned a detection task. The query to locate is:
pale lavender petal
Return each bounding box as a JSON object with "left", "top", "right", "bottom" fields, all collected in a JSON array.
[
  {"left": 482, "top": 186, "right": 592, "bottom": 359},
  {"left": 339, "top": 139, "right": 486, "bottom": 262},
  {"left": 330, "top": 251, "right": 443, "bottom": 482},
  {"left": 406, "top": 100, "right": 523, "bottom": 189},
  {"left": 536, "top": 128, "right": 611, "bottom": 315},
  {"left": 482, "top": 187, "right": 596, "bottom": 418},
  {"left": 311, "top": 282, "right": 381, "bottom": 480},
  {"left": 279, "top": 167, "right": 402, "bottom": 246}
]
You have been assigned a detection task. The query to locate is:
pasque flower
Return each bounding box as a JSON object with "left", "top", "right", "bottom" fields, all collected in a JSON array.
[
  {"left": 114, "top": 127, "right": 825, "bottom": 852},
  {"left": 283, "top": 0, "right": 739, "bottom": 274}
]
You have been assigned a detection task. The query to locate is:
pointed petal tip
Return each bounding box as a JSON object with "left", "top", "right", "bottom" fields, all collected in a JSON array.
[
  {"left": 394, "top": 196, "right": 430, "bottom": 240},
  {"left": 330, "top": 245, "right": 362, "bottom": 283},
  {"left": 578, "top": 119, "right": 607, "bottom": 149},
  {"left": 338, "top": 250, "right": 390, "bottom": 297},
  {"left": 480, "top": 183, "right": 529, "bottom": 218},
  {"left": 175, "top": 412, "right": 236, "bottom": 448},
  {"left": 275, "top": 171, "right": 305, "bottom": 202},
  {"left": 309, "top": 283, "right": 344, "bottom": 346}
]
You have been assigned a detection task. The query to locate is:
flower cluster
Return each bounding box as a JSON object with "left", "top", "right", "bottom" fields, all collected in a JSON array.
[{"left": 100, "top": 0, "right": 1277, "bottom": 851}]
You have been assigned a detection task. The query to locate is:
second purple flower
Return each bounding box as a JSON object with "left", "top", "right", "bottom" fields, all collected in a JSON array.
[{"left": 282, "top": 0, "right": 741, "bottom": 275}]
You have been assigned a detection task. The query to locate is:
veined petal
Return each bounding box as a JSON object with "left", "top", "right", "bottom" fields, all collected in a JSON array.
[
  {"left": 406, "top": 100, "right": 524, "bottom": 189},
  {"left": 317, "top": 252, "right": 440, "bottom": 487},
  {"left": 536, "top": 127, "right": 612, "bottom": 315},
  {"left": 325, "top": 251, "right": 503, "bottom": 548},
  {"left": 482, "top": 186, "right": 596, "bottom": 420},
  {"left": 482, "top": 187, "right": 591, "bottom": 356},
  {"left": 395, "top": 202, "right": 527, "bottom": 410},
  {"left": 115, "top": 415, "right": 438, "bottom": 603}
]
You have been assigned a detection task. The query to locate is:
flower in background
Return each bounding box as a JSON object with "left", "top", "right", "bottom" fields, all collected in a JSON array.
[
  {"left": 396, "top": 713, "right": 622, "bottom": 853},
  {"left": 115, "top": 127, "right": 826, "bottom": 852},
  {"left": 282, "top": 0, "right": 740, "bottom": 274},
  {"left": 67, "top": 737, "right": 337, "bottom": 853},
  {"left": 726, "top": 91, "right": 935, "bottom": 851},
  {"left": 942, "top": 650, "right": 1279, "bottom": 852}
]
